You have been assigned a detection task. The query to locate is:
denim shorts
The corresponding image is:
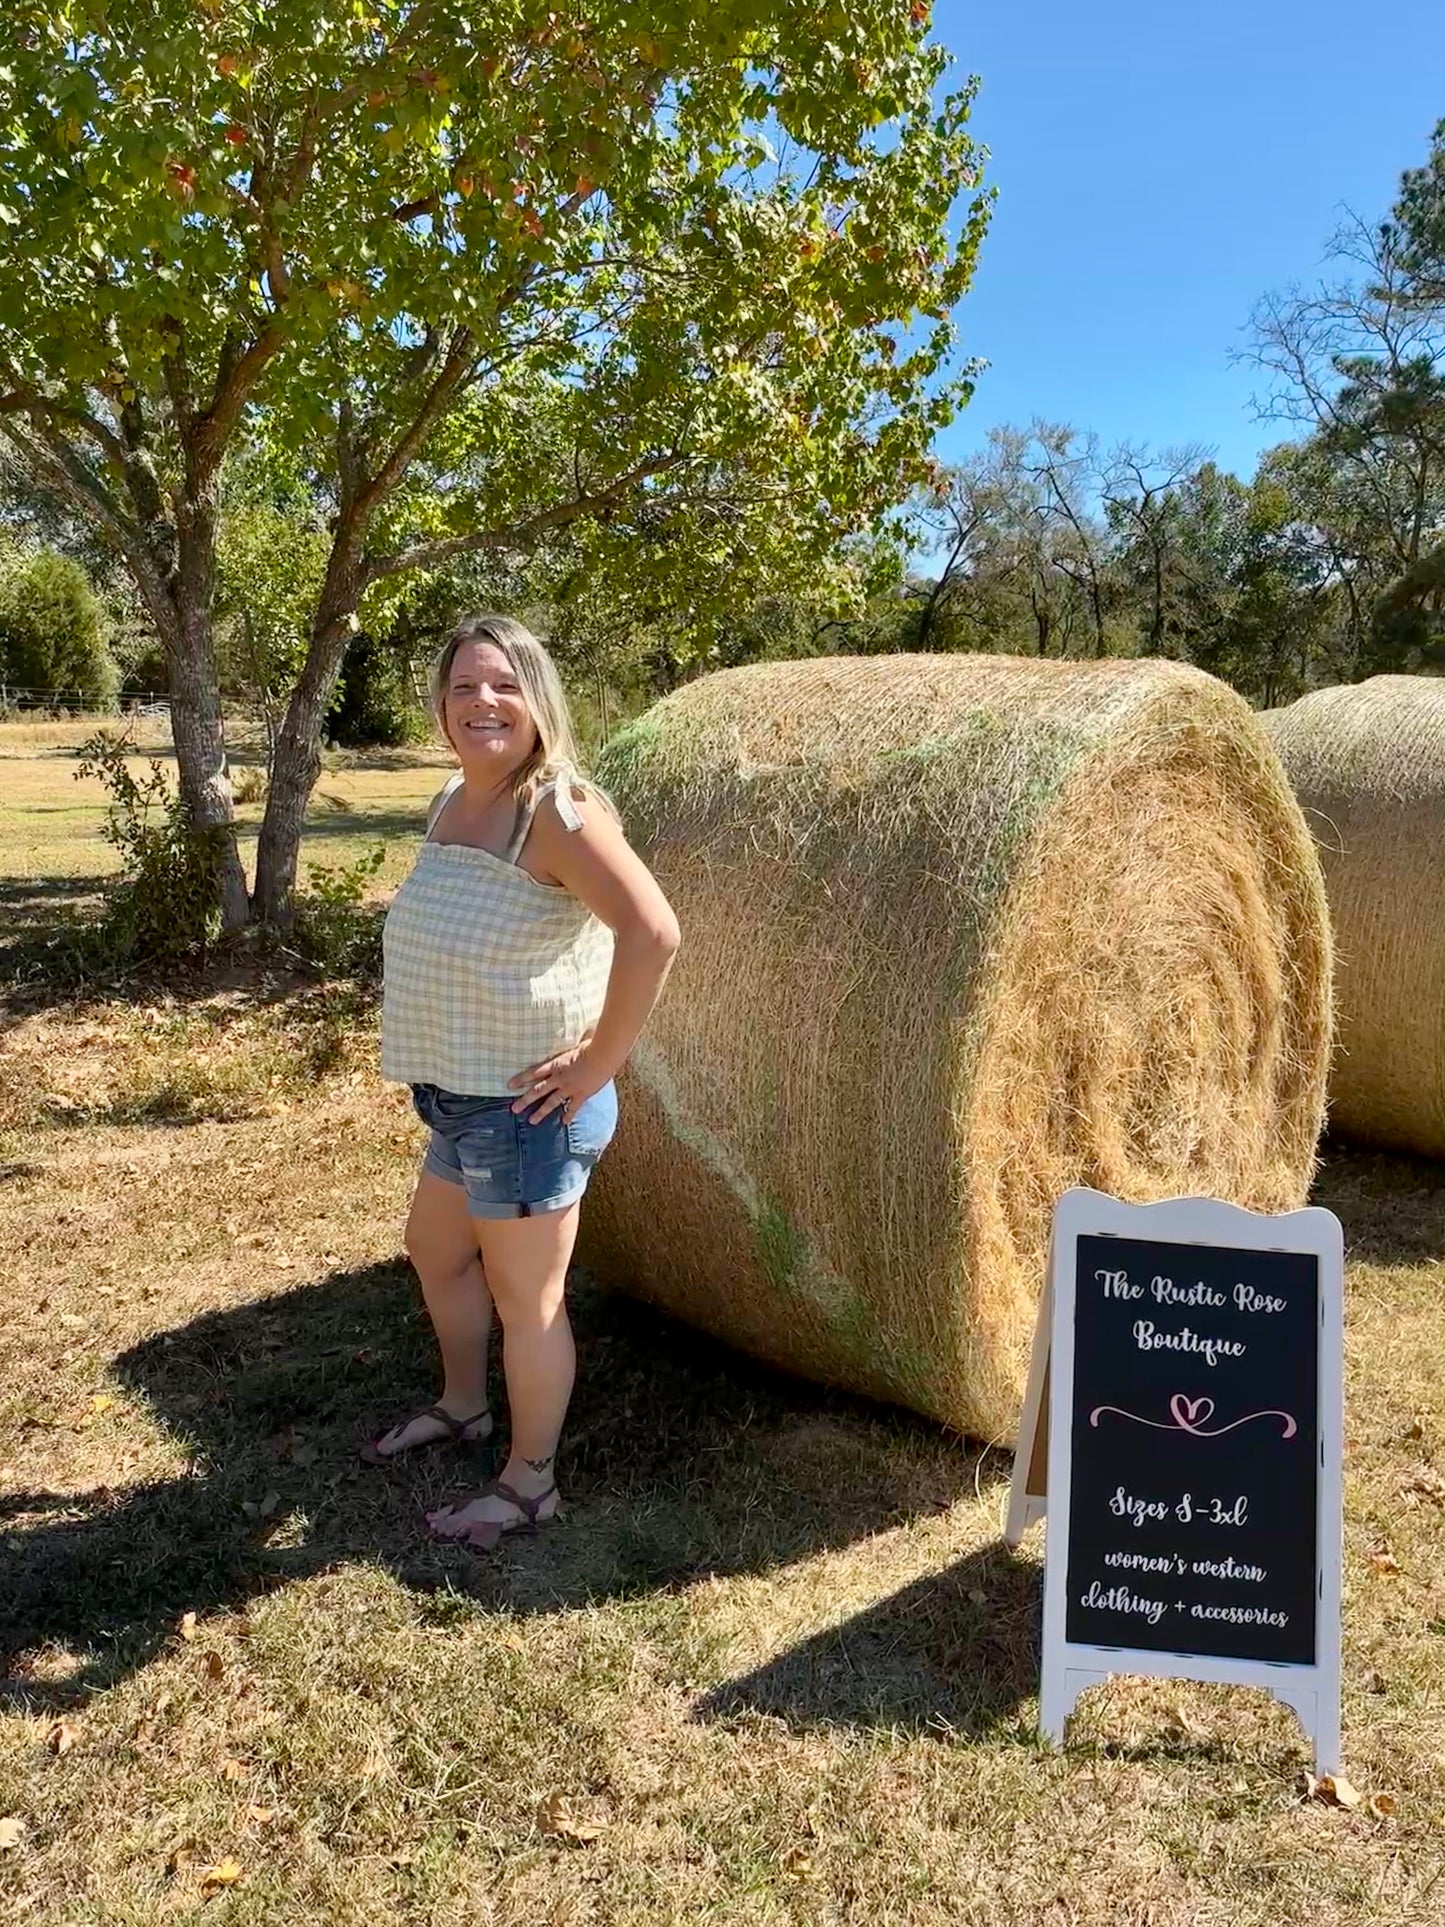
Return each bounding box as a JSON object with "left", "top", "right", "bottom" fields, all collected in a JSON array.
[{"left": 411, "top": 1081, "right": 618, "bottom": 1219}]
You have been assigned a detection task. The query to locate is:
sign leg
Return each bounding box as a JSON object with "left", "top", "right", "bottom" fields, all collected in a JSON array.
[
  {"left": 1040, "top": 1666, "right": 1108, "bottom": 1747},
  {"left": 1005, "top": 1247, "right": 1054, "bottom": 1550},
  {"left": 1271, "top": 1681, "right": 1341, "bottom": 1776}
]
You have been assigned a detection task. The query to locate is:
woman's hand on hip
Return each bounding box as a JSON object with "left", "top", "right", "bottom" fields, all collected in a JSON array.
[{"left": 509, "top": 1043, "right": 609, "bottom": 1123}]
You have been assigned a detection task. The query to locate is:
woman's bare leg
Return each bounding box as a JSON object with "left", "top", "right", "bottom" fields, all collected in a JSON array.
[
  {"left": 426, "top": 1202, "right": 579, "bottom": 1535},
  {"left": 372, "top": 1170, "right": 494, "bottom": 1456}
]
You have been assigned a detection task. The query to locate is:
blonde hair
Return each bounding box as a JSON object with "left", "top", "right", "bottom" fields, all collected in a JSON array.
[{"left": 429, "top": 613, "right": 609, "bottom": 813}]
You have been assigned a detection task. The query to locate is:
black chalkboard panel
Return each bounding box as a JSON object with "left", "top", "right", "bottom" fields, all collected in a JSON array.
[{"left": 1064, "top": 1232, "right": 1318, "bottom": 1666}]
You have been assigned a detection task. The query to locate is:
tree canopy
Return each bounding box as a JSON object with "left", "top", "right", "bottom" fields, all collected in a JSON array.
[{"left": 0, "top": 1, "right": 989, "bottom": 922}]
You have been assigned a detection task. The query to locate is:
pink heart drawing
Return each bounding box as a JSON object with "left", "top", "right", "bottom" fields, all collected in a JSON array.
[{"left": 1170, "top": 1394, "right": 1215, "bottom": 1433}]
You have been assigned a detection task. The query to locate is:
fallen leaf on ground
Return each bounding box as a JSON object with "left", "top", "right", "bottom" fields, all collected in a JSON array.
[
  {"left": 218, "top": 1756, "right": 248, "bottom": 1781},
  {"left": 1367, "top": 1549, "right": 1402, "bottom": 1576},
  {"left": 179, "top": 1611, "right": 199, "bottom": 1641},
  {"left": 47, "top": 1721, "right": 76, "bottom": 1755},
  {"left": 1367, "top": 1791, "right": 1398, "bottom": 1819},
  {"left": 242, "top": 1491, "right": 282, "bottom": 1521},
  {"left": 0, "top": 1817, "right": 25, "bottom": 1850},
  {"left": 779, "top": 1845, "right": 818, "bottom": 1881},
  {"left": 90, "top": 1395, "right": 115, "bottom": 1413},
  {"left": 245, "top": 1806, "right": 275, "bottom": 1826},
  {"left": 1313, "top": 1775, "right": 1363, "bottom": 1809},
  {"left": 202, "top": 1650, "right": 226, "bottom": 1683},
  {"left": 536, "top": 1791, "right": 608, "bottom": 1842},
  {"left": 199, "top": 1856, "right": 245, "bottom": 1895}
]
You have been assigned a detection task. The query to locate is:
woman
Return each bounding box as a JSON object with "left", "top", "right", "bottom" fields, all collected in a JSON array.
[{"left": 368, "top": 614, "right": 680, "bottom": 1550}]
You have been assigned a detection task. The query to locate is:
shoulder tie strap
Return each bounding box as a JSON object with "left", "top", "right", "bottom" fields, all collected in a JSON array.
[
  {"left": 501, "top": 770, "right": 587, "bottom": 864},
  {"left": 551, "top": 768, "right": 585, "bottom": 832}
]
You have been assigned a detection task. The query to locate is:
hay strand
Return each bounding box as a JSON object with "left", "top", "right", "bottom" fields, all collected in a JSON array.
[
  {"left": 590, "top": 654, "right": 1332, "bottom": 1443},
  {"left": 1265, "top": 674, "right": 1445, "bottom": 1158}
]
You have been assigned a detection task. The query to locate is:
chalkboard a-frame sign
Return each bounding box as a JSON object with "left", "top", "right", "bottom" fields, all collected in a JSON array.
[{"left": 1013, "top": 1188, "right": 1344, "bottom": 1772}]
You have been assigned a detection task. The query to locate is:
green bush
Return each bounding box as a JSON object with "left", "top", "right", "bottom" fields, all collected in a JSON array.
[
  {"left": 74, "top": 731, "right": 226, "bottom": 971},
  {"left": 292, "top": 844, "right": 386, "bottom": 978},
  {"left": 325, "top": 632, "right": 429, "bottom": 748},
  {"left": 0, "top": 549, "right": 119, "bottom": 707}
]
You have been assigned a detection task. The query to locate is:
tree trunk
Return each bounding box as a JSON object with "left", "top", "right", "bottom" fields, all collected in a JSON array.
[
  {"left": 252, "top": 567, "right": 362, "bottom": 926},
  {"left": 168, "top": 487, "right": 248, "bottom": 932},
  {"left": 169, "top": 635, "right": 249, "bottom": 932}
]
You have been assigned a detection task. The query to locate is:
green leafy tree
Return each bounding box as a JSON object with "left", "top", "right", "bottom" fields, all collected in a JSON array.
[
  {"left": 1166, "top": 462, "right": 1334, "bottom": 706},
  {"left": 325, "top": 629, "right": 429, "bottom": 747},
  {"left": 215, "top": 498, "right": 328, "bottom": 762},
  {"left": 0, "top": 1, "right": 989, "bottom": 927},
  {"left": 909, "top": 427, "right": 1122, "bottom": 660},
  {"left": 1248, "top": 131, "right": 1445, "bottom": 674},
  {"left": 0, "top": 547, "right": 118, "bottom": 706},
  {"left": 1395, "top": 116, "right": 1445, "bottom": 307},
  {"left": 905, "top": 434, "right": 1336, "bottom": 701}
]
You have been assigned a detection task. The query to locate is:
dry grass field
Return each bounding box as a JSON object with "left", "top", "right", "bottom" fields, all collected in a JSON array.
[
  {"left": 1, "top": 719, "right": 1444, "bottom": 1924},
  {"left": 0, "top": 715, "right": 453, "bottom": 956}
]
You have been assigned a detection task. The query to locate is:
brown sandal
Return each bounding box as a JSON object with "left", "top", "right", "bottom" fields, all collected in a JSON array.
[
  {"left": 424, "top": 1479, "right": 560, "bottom": 1552},
  {"left": 358, "top": 1403, "right": 492, "bottom": 1466}
]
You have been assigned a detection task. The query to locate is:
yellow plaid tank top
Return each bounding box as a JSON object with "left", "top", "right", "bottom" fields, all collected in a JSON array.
[{"left": 381, "top": 773, "right": 614, "bottom": 1095}]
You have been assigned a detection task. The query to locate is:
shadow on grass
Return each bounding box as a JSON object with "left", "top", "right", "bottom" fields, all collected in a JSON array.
[
  {"left": 0, "top": 872, "right": 112, "bottom": 952},
  {"left": 694, "top": 1538, "right": 1039, "bottom": 1742},
  {"left": 1312, "top": 1140, "right": 1445, "bottom": 1265},
  {"left": 323, "top": 749, "right": 451, "bottom": 774},
  {"left": 1, "top": 905, "right": 382, "bottom": 1026},
  {"left": 0, "top": 1262, "right": 1011, "bottom": 1732},
  {"left": 295, "top": 808, "right": 427, "bottom": 844}
]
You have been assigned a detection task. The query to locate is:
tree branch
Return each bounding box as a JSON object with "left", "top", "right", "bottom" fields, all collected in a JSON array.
[
  {"left": 361, "top": 457, "right": 685, "bottom": 582},
  {"left": 0, "top": 380, "right": 129, "bottom": 479},
  {"left": 195, "top": 325, "right": 288, "bottom": 475},
  {"left": 390, "top": 193, "right": 440, "bottom": 223},
  {"left": 0, "top": 410, "right": 176, "bottom": 636},
  {"left": 354, "top": 330, "right": 476, "bottom": 515}
]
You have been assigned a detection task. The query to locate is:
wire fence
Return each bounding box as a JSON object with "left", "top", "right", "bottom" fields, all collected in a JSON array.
[{"left": 0, "top": 684, "right": 170, "bottom": 715}]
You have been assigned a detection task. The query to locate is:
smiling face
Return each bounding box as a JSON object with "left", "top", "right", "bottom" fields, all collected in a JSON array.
[{"left": 442, "top": 640, "right": 539, "bottom": 781}]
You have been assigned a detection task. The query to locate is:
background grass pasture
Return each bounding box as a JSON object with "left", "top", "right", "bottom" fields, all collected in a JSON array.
[
  {"left": 0, "top": 717, "right": 452, "bottom": 948},
  {"left": 1, "top": 719, "right": 1443, "bottom": 1924}
]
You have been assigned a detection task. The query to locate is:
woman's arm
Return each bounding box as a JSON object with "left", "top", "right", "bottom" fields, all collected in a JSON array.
[{"left": 510, "top": 787, "right": 680, "bottom": 1121}]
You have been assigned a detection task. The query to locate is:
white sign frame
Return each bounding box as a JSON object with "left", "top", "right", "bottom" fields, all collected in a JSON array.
[{"left": 1038, "top": 1187, "right": 1344, "bottom": 1773}]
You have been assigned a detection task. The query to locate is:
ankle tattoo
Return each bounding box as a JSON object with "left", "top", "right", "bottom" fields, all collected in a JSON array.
[{"left": 523, "top": 1454, "right": 554, "bottom": 1476}]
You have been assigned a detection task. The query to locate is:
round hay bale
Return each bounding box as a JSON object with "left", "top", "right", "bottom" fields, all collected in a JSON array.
[
  {"left": 590, "top": 655, "right": 1332, "bottom": 1443},
  {"left": 1264, "top": 674, "right": 1445, "bottom": 1158}
]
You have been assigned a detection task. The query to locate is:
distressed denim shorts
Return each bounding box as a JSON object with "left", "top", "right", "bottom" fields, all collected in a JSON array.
[{"left": 411, "top": 1081, "right": 619, "bottom": 1220}]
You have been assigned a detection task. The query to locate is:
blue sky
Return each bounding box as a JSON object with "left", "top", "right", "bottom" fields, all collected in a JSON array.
[{"left": 929, "top": 0, "right": 1445, "bottom": 479}]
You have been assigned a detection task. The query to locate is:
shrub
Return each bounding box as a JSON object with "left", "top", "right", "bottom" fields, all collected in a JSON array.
[
  {"left": 74, "top": 731, "right": 226, "bottom": 971},
  {"left": 0, "top": 550, "right": 119, "bottom": 707},
  {"left": 231, "top": 765, "right": 269, "bottom": 804},
  {"left": 292, "top": 844, "right": 386, "bottom": 978},
  {"left": 325, "top": 632, "right": 429, "bottom": 748}
]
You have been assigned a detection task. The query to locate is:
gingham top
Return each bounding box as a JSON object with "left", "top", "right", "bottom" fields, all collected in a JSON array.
[{"left": 380, "top": 771, "right": 615, "bottom": 1095}]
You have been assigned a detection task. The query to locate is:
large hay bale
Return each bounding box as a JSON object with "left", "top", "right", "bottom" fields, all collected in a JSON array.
[
  {"left": 1264, "top": 675, "right": 1445, "bottom": 1158},
  {"left": 589, "top": 655, "right": 1331, "bottom": 1443}
]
